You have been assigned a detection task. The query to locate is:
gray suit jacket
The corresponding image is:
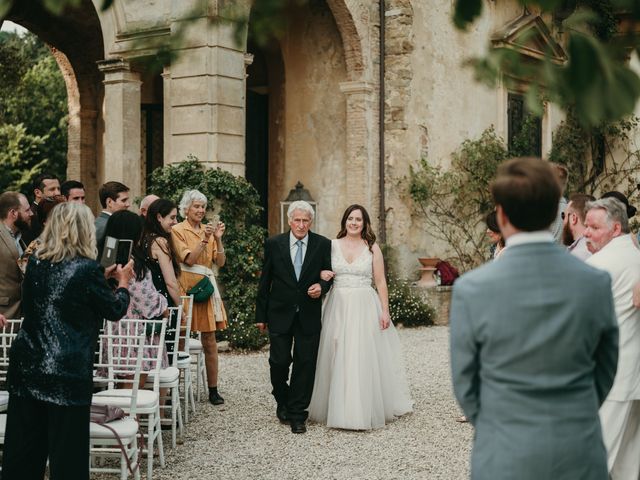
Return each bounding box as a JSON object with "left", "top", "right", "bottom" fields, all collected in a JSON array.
[
  {"left": 0, "top": 226, "right": 24, "bottom": 318},
  {"left": 94, "top": 211, "right": 110, "bottom": 251},
  {"left": 450, "top": 241, "right": 618, "bottom": 480}
]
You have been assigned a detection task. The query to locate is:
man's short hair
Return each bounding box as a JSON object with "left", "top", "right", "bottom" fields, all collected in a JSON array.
[
  {"left": 32, "top": 173, "right": 59, "bottom": 193},
  {"left": 99, "top": 181, "right": 129, "bottom": 208},
  {"left": 550, "top": 163, "right": 569, "bottom": 191},
  {"left": 61, "top": 180, "right": 85, "bottom": 198},
  {"left": 490, "top": 158, "right": 561, "bottom": 232},
  {"left": 568, "top": 193, "right": 595, "bottom": 224},
  {"left": 287, "top": 200, "right": 315, "bottom": 221},
  {"left": 586, "top": 197, "right": 630, "bottom": 234},
  {"left": 0, "top": 192, "right": 22, "bottom": 220}
]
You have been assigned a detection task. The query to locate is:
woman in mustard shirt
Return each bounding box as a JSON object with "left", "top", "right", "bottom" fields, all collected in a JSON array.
[{"left": 172, "top": 190, "right": 227, "bottom": 405}]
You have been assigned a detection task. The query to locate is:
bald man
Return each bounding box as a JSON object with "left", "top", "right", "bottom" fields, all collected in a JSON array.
[{"left": 139, "top": 194, "right": 160, "bottom": 218}]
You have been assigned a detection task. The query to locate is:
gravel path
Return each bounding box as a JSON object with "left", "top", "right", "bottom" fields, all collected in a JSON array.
[{"left": 155, "top": 326, "right": 472, "bottom": 480}]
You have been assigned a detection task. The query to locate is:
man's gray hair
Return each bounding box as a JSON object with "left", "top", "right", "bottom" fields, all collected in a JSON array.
[
  {"left": 586, "top": 197, "right": 630, "bottom": 233},
  {"left": 287, "top": 200, "right": 315, "bottom": 221},
  {"left": 179, "top": 189, "right": 207, "bottom": 218}
]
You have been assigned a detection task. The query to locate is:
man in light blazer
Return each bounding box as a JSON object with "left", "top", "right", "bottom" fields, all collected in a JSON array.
[
  {"left": 584, "top": 197, "right": 640, "bottom": 478},
  {"left": 0, "top": 192, "right": 33, "bottom": 318},
  {"left": 450, "top": 158, "right": 618, "bottom": 480}
]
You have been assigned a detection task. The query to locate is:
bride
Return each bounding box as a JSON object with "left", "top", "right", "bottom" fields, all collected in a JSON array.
[{"left": 308, "top": 204, "right": 413, "bottom": 430}]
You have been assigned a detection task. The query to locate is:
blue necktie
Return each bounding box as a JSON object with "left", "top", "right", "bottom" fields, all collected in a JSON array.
[{"left": 294, "top": 240, "right": 303, "bottom": 280}]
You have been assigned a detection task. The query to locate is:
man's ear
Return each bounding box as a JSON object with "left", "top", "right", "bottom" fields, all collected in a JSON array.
[{"left": 613, "top": 222, "right": 623, "bottom": 237}]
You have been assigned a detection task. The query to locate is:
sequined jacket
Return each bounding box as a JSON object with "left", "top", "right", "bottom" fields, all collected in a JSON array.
[{"left": 7, "top": 255, "right": 130, "bottom": 406}]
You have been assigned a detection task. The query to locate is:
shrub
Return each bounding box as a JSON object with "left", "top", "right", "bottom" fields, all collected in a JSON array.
[
  {"left": 148, "top": 157, "right": 268, "bottom": 350},
  {"left": 388, "top": 279, "right": 435, "bottom": 328}
]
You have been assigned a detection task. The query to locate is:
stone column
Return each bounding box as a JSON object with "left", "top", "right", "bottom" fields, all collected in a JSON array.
[
  {"left": 339, "top": 80, "right": 378, "bottom": 217},
  {"left": 97, "top": 58, "right": 143, "bottom": 201},
  {"left": 167, "top": 10, "right": 247, "bottom": 176},
  {"left": 162, "top": 66, "right": 172, "bottom": 165}
]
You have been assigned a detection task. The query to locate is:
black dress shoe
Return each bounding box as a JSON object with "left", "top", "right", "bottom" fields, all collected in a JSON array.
[
  {"left": 290, "top": 420, "right": 306, "bottom": 434},
  {"left": 276, "top": 406, "right": 289, "bottom": 424},
  {"left": 209, "top": 390, "right": 225, "bottom": 405}
]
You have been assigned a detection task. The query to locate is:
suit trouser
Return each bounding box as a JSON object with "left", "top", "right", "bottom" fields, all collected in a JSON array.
[
  {"left": 2, "top": 394, "right": 90, "bottom": 480},
  {"left": 600, "top": 398, "right": 640, "bottom": 479},
  {"left": 269, "top": 315, "right": 320, "bottom": 421}
]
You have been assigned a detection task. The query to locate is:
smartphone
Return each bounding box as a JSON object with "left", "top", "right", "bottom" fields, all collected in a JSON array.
[
  {"left": 100, "top": 236, "right": 133, "bottom": 267},
  {"left": 204, "top": 211, "right": 219, "bottom": 225}
]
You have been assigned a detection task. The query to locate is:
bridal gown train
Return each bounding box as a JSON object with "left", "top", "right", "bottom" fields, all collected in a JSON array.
[{"left": 308, "top": 240, "right": 413, "bottom": 430}]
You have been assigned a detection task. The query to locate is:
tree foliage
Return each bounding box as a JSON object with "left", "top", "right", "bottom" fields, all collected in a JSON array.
[
  {"left": 409, "top": 128, "right": 509, "bottom": 271},
  {"left": 148, "top": 157, "right": 269, "bottom": 350},
  {"left": 0, "top": 31, "right": 67, "bottom": 195}
]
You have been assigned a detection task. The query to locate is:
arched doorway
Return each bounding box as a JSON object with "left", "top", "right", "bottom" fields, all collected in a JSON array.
[
  {"left": 6, "top": 0, "right": 104, "bottom": 211},
  {"left": 245, "top": 0, "right": 350, "bottom": 236}
]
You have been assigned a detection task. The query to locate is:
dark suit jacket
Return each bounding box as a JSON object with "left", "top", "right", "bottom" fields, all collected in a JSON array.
[
  {"left": 256, "top": 231, "right": 332, "bottom": 335},
  {"left": 0, "top": 226, "right": 24, "bottom": 318}
]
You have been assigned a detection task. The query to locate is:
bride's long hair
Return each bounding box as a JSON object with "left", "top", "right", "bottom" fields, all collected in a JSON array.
[{"left": 337, "top": 204, "right": 376, "bottom": 251}]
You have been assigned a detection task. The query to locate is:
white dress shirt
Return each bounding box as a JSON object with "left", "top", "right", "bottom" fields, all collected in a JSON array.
[{"left": 505, "top": 230, "right": 554, "bottom": 248}]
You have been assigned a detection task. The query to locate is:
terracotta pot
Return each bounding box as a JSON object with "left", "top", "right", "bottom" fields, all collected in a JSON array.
[{"left": 418, "top": 257, "right": 439, "bottom": 268}]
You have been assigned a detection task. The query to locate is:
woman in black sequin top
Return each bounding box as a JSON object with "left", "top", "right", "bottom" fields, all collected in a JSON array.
[{"left": 3, "top": 202, "right": 133, "bottom": 480}]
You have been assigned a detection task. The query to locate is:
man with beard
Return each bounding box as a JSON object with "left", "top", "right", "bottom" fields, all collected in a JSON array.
[
  {"left": 23, "top": 173, "right": 60, "bottom": 244},
  {"left": 0, "top": 192, "right": 33, "bottom": 318},
  {"left": 563, "top": 193, "right": 595, "bottom": 261},
  {"left": 585, "top": 197, "right": 640, "bottom": 478}
]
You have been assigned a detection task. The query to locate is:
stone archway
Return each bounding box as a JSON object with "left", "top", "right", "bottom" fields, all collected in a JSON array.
[{"left": 6, "top": 0, "right": 105, "bottom": 211}]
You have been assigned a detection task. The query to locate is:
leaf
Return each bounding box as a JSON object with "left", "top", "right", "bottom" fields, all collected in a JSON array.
[{"left": 0, "top": 0, "right": 13, "bottom": 20}]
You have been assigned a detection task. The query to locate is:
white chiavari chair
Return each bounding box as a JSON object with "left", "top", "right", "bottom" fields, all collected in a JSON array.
[
  {"left": 144, "top": 306, "right": 183, "bottom": 448},
  {"left": 90, "top": 322, "right": 145, "bottom": 480},
  {"left": 177, "top": 295, "right": 196, "bottom": 423},
  {"left": 93, "top": 318, "right": 167, "bottom": 480}
]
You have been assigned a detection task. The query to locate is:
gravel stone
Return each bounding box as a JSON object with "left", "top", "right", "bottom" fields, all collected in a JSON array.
[{"left": 151, "top": 326, "right": 472, "bottom": 479}]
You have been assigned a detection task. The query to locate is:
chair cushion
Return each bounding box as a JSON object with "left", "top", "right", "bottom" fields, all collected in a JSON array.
[
  {"left": 90, "top": 417, "right": 138, "bottom": 440},
  {"left": 188, "top": 338, "right": 203, "bottom": 352},
  {"left": 93, "top": 389, "right": 158, "bottom": 410},
  {"left": 146, "top": 367, "right": 179, "bottom": 385}
]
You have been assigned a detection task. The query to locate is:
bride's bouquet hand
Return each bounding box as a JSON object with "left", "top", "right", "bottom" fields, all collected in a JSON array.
[
  {"left": 380, "top": 311, "right": 391, "bottom": 330},
  {"left": 320, "top": 270, "right": 335, "bottom": 281}
]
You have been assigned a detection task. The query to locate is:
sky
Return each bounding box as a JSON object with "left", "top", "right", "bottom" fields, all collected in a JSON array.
[{"left": 1, "top": 21, "right": 28, "bottom": 34}]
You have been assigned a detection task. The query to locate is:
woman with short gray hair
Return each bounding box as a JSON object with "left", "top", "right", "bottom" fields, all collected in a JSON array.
[{"left": 171, "top": 189, "right": 228, "bottom": 405}]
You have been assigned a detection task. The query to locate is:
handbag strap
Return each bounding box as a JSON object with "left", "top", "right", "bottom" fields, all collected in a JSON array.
[
  {"left": 94, "top": 421, "right": 139, "bottom": 476},
  {"left": 180, "top": 263, "right": 214, "bottom": 277}
]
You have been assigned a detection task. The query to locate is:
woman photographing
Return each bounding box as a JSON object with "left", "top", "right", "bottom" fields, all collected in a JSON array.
[{"left": 172, "top": 190, "right": 228, "bottom": 406}]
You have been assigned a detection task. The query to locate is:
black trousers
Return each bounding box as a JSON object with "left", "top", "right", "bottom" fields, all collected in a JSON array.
[
  {"left": 269, "top": 315, "right": 320, "bottom": 422},
  {"left": 2, "top": 394, "right": 90, "bottom": 480}
]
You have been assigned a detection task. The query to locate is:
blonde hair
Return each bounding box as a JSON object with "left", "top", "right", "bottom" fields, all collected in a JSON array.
[{"left": 38, "top": 202, "right": 97, "bottom": 263}]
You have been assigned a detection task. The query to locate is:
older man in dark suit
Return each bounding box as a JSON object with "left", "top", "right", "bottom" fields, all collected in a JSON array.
[{"left": 256, "top": 200, "right": 332, "bottom": 434}]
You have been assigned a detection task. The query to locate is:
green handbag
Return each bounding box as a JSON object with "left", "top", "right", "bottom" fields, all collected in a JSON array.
[{"left": 187, "top": 275, "right": 215, "bottom": 303}]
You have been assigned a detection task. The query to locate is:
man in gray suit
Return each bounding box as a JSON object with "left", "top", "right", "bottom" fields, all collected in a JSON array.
[
  {"left": 450, "top": 158, "right": 619, "bottom": 480},
  {"left": 0, "top": 192, "right": 33, "bottom": 318}
]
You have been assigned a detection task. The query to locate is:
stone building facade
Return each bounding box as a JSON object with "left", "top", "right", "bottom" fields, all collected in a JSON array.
[{"left": 3, "top": 0, "right": 573, "bottom": 275}]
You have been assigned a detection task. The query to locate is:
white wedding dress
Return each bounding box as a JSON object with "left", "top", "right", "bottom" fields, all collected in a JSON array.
[{"left": 308, "top": 240, "right": 413, "bottom": 430}]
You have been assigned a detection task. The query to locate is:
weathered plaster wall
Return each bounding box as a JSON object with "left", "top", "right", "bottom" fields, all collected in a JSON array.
[{"left": 273, "top": 1, "right": 349, "bottom": 237}]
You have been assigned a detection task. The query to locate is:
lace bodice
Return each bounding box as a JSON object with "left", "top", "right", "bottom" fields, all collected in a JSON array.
[{"left": 331, "top": 240, "right": 373, "bottom": 289}]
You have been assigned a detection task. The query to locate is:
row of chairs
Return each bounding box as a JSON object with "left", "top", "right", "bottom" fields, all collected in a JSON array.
[{"left": 0, "top": 294, "right": 208, "bottom": 480}]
